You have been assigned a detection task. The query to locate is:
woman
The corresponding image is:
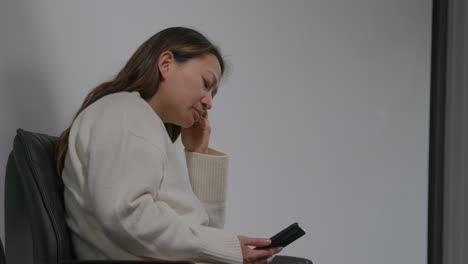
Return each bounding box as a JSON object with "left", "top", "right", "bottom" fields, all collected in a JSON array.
[{"left": 57, "top": 27, "right": 286, "bottom": 264}]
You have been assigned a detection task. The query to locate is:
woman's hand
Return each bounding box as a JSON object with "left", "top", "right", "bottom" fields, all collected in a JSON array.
[
  {"left": 238, "top": 236, "right": 283, "bottom": 264},
  {"left": 181, "top": 110, "right": 211, "bottom": 154}
]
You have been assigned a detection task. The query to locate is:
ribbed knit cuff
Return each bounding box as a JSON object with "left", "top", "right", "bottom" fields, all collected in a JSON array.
[
  {"left": 194, "top": 225, "right": 243, "bottom": 264},
  {"left": 185, "top": 148, "right": 229, "bottom": 203}
]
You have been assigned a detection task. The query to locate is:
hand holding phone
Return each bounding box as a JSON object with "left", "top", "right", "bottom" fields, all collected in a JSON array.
[{"left": 254, "top": 223, "right": 306, "bottom": 250}]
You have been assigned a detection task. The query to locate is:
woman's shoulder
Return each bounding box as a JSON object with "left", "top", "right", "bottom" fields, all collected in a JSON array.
[
  {"left": 74, "top": 91, "right": 169, "bottom": 151},
  {"left": 82, "top": 91, "right": 145, "bottom": 114}
]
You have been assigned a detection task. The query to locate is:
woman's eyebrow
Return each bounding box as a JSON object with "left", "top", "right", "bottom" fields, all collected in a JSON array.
[{"left": 207, "top": 70, "right": 219, "bottom": 86}]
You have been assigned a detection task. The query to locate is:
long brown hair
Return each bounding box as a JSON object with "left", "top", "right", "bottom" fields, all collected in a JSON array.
[{"left": 56, "top": 27, "right": 226, "bottom": 174}]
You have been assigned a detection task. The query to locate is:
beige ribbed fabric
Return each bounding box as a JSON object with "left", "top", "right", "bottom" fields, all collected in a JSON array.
[{"left": 62, "top": 91, "right": 243, "bottom": 264}]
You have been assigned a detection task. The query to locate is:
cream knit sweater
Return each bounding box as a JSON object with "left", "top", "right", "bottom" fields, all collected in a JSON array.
[{"left": 62, "top": 91, "right": 243, "bottom": 264}]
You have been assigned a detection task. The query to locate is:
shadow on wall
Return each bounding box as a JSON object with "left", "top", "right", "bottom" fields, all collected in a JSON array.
[{"left": 1, "top": 0, "right": 60, "bottom": 242}]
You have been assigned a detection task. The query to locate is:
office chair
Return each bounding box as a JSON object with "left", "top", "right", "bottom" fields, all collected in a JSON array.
[
  {"left": 0, "top": 237, "right": 5, "bottom": 264},
  {"left": 4, "top": 128, "right": 311, "bottom": 264}
]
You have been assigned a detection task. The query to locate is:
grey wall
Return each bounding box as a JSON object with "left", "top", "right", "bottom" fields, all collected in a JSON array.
[{"left": 0, "top": 1, "right": 432, "bottom": 263}]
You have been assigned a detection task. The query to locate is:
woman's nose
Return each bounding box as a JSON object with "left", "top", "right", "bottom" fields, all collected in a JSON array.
[{"left": 201, "top": 92, "right": 213, "bottom": 110}]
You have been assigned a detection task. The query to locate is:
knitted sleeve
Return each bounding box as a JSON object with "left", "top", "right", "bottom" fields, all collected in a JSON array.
[{"left": 185, "top": 148, "right": 229, "bottom": 228}]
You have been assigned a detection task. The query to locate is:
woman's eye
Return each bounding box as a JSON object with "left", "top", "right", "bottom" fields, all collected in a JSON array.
[{"left": 203, "top": 80, "right": 210, "bottom": 90}]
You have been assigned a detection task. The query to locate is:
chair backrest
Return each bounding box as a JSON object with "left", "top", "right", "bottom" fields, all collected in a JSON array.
[
  {"left": 0, "top": 237, "right": 5, "bottom": 264},
  {"left": 5, "top": 128, "right": 75, "bottom": 264}
]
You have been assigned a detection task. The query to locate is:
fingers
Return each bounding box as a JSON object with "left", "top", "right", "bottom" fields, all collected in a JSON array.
[
  {"left": 199, "top": 111, "right": 211, "bottom": 132},
  {"left": 200, "top": 111, "right": 208, "bottom": 123},
  {"left": 188, "top": 111, "right": 208, "bottom": 128},
  {"left": 243, "top": 237, "right": 271, "bottom": 247},
  {"left": 238, "top": 236, "right": 282, "bottom": 264}
]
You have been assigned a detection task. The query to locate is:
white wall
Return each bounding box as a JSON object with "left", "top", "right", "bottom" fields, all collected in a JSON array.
[{"left": 0, "top": 1, "right": 432, "bottom": 263}]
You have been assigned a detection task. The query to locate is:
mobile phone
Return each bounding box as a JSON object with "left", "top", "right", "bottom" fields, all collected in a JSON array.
[{"left": 254, "top": 222, "right": 306, "bottom": 250}]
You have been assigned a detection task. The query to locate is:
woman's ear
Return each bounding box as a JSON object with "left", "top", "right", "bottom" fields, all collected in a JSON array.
[{"left": 158, "top": 51, "right": 175, "bottom": 80}]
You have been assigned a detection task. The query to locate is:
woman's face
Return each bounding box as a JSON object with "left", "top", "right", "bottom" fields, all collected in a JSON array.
[{"left": 151, "top": 51, "right": 221, "bottom": 128}]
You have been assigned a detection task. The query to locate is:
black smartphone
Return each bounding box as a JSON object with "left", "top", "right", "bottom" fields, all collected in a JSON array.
[{"left": 254, "top": 222, "right": 306, "bottom": 250}]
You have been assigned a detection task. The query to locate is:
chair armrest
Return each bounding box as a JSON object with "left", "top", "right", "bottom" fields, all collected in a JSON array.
[{"left": 61, "top": 260, "right": 194, "bottom": 264}]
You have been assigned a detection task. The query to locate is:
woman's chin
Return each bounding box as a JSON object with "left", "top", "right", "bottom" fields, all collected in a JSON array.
[
  {"left": 177, "top": 114, "right": 198, "bottom": 128},
  {"left": 180, "top": 120, "right": 196, "bottom": 129}
]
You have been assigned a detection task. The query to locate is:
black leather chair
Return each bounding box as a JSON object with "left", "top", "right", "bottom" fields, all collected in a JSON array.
[
  {"left": 0, "top": 238, "right": 5, "bottom": 264},
  {"left": 4, "top": 128, "right": 311, "bottom": 264}
]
